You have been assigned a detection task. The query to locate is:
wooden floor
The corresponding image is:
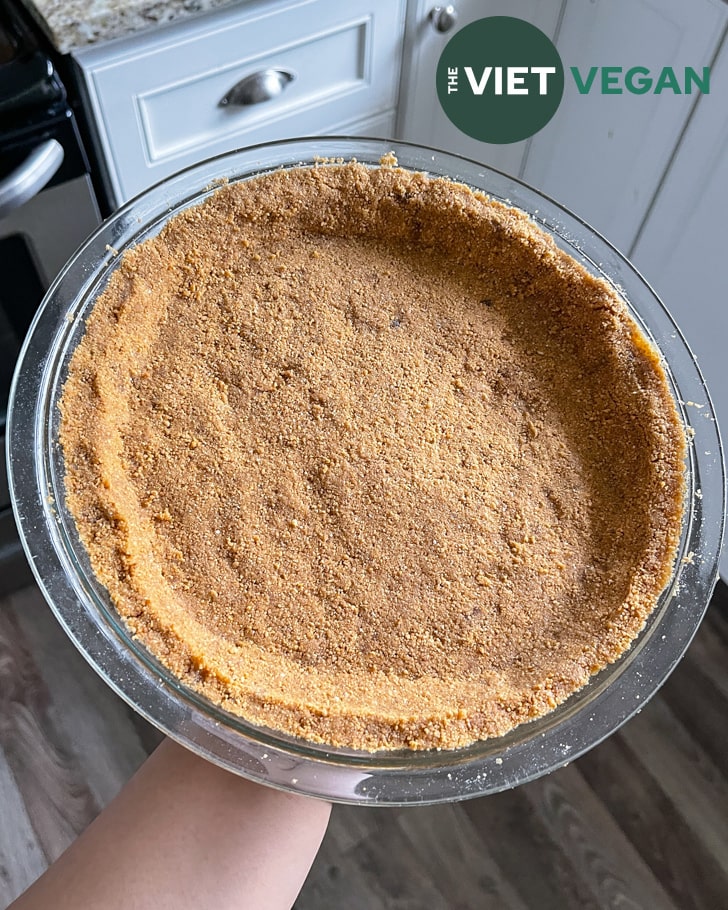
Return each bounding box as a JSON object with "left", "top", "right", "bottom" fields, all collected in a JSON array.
[{"left": 1, "top": 580, "right": 727, "bottom": 909}]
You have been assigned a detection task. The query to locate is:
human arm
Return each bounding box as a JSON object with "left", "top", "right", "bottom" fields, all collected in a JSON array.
[{"left": 11, "top": 737, "right": 331, "bottom": 910}]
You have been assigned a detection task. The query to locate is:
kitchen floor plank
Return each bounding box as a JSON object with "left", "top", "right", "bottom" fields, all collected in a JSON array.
[
  {"left": 300, "top": 807, "right": 453, "bottom": 910},
  {"left": 295, "top": 808, "right": 404, "bottom": 910},
  {"left": 0, "top": 750, "right": 47, "bottom": 910},
  {"left": 294, "top": 851, "right": 389, "bottom": 910},
  {"left": 8, "top": 586, "right": 150, "bottom": 807},
  {"left": 674, "top": 608, "right": 728, "bottom": 703},
  {"left": 618, "top": 695, "right": 728, "bottom": 870},
  {"left": 0, "top": 601, "right": 98, "bottom": 863},
  {"left": 463, "top": 784, "right": 604, "bottom": 910},
  {"left": 395, "top": 804, "right": 530, "bottom": 910},
  {"left": 578, "top": 728, "right": 728, "bottom": 910},
  {"left": 659, "top": 654, "right": 728, "bottom": 781},
  {"left": 521, "top": 764, "right": 680, "bottom": 910},
  {"left": 347, "top": 810, "right": 453, "bottom": 910}
]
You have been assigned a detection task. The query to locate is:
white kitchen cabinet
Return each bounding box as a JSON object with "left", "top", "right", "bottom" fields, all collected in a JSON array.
[
  {"left": 521, "top": 0, "right": 726, "bottom": 254},
  {"left": 631, "top": 30, "right": 728, "bottom": 579},
  {"left": 74, "top": 0, "right": 405, "bottom": 206},
  {"left": 397, "top": 0, "right": 565, "bottom": 178}
]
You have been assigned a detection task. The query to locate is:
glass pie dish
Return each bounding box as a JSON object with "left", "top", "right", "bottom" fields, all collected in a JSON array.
[{"left": 7, "top": 137, "right": 725, "bottom": 805}]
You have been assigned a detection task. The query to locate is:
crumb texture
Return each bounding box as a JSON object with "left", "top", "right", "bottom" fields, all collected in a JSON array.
[{"left": 59, "top": 163, "right": 685, "bottom": 751}]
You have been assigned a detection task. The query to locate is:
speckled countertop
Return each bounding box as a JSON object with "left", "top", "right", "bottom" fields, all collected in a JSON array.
[{"left": 21, "top": 0, "right": 242, "bottom": 54}]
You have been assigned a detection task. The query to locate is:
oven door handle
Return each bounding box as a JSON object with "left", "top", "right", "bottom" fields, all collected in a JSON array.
[{"left": 0, "top": 139, "right": 65, "bottom": 219}]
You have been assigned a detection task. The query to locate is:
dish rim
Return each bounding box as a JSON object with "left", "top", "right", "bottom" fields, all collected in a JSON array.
[{"left": 7, "top": 136, "right": 725, "bottom": 805}]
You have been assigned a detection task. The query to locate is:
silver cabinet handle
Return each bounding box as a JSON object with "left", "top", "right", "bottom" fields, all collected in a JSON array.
[
  {"left": 0, "top": 139, "right": 64, "bottom": 219},
  {"left": 219, "top": 68, "right": 296, "bottom": 107},
  {"left": 429, "top": 5, "right": 458, "bottom": 33}
]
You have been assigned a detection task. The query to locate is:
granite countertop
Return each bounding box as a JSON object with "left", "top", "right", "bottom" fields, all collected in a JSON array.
[{"left": 21, "top": 0, "right": 242, "bottom": 54}]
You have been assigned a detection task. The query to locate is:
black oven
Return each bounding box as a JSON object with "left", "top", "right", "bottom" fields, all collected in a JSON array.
[{"left": 0, "top": 0, "right": 100, "bottom": 593}]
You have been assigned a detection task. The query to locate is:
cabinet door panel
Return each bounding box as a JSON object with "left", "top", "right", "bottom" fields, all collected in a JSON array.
[
  {"left": 522, "top": 0, "right": 726, "bottom": 253},
  {"left": 397, "top": 0, "right": 563, "bottom": 177}
]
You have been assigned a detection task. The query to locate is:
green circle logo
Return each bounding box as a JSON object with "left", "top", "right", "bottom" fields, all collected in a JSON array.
[{"left": 436, "top": 17, "right": 564, "bottom": 144}]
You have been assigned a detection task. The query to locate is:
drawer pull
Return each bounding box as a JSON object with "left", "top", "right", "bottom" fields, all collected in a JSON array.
[
  {"left": 219, "top": 68, "right": 296, "bottom": 107},
  {"left": 429, "top": 5, "right": 458, "bottom": 33}
]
